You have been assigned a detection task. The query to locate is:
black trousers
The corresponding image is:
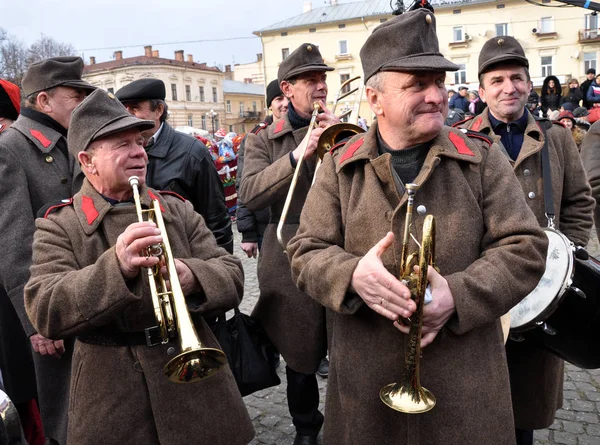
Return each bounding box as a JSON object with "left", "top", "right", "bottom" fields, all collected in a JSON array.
[
  {"left": 515, "top": 428, "right": 533, "bottom": 445},
  {"left": 286, "top": 366, "right": 324, "bottom": 436}
]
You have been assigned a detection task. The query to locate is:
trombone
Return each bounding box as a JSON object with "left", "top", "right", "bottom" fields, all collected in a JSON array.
[
  {"left": 129, "top": 176, "right": 227, "bottom": 383},
  {"left": 380, "top": 183, "right": 437, "bottom": 414}
]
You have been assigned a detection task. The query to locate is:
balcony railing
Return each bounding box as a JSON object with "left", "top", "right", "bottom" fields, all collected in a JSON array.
[
  {"left": 579, "top": 29, "right": 600, "bottom": 43},
  {"left": 239, "top": 111, "right": 263, "bottom": 120}
]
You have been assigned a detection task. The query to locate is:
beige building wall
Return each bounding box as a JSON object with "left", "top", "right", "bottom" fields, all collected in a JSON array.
[
  {"left": 233, "top": 56, "right": 265, "bottom": 84},
  {"left": 257, "top": 0, "right": 600, "bottom": 124},
  {"left": 224, "top": 93, "right": 265, "bottom": 133},
  {"left": 83, "top": 66, "right": 226, "bottom": 131}
]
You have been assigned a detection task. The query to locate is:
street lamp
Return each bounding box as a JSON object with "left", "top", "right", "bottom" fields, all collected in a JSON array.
[{"left": 206, "top": 109, "right": 217, "bottom": 135}]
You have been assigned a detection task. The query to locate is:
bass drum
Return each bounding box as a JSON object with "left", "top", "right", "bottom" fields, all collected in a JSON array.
[{"left": 509, "top": 228, "right": 600, "bottom": 369}]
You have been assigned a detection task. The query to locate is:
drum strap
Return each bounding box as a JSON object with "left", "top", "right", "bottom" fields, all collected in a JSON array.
[{"left": 540, "top": 125, "right": 555, "bottom": 224}]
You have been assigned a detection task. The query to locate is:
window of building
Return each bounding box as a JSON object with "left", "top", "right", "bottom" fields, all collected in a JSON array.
[
  {"left": 453, "top": 26, "right": 464, "bottom": 42},
  {"left": 215, "top": 116, "right": 219, "bottom": 129},
  {"left": 380, "top": 18, "right": 387, "bottom": 23},
  {"left": 586, "top": 13, "right": 599, "bottom": 31},
  {"left": 541, "top": 56, "right": 553, "bottom": 76},
  {"left": 454, "top": 64, "right": 467, "bottom": 84},
  {"left": 339, "top": 24, "right": 346, "bottom": 29},
  {"left": 339, "top": 40, "right": 348, "bottom": 55},
  {"left": 187, "top": 114, "right": 193, "bottom": 126},
  {"left": 281, "top": 32, "right": 288, "bottom": 37},
  {"left": 240, "top": 102, "right": 245, "bottom": 116},
  {"left": 497, "top": 4, "right": 505, "bottom": 8},
  {"left": 585, "top": 52, "right": 597, "bottom": 72},
  {"left": 540, "top": 17, "right": 554, "bottom": 34},
  {"left": 282, "top": 48, "right": 290, "bottom": 61},
  {"left": 309, "top": 28, "right": 316, "bottom": 33},
  {"left": 107, "top": 87, "right": 114, "bottom": 94},
  {"left": 201, "top": 115, "right": 206, "bottom": 130},
  {"left": 252, "top": 101, "right": 257, "bottom": 113},
  {"left": 495, "top": 23, "right": 508, "bottom": 36},
  {"left": 229, "top": 125, "right": 233, "bottom": 132},
  {"left": 340, "top": 73, "right": 350, "bottom": 94},
  {"left": 185, "top": 85, "right": 191, "bottom": 101},
  {"left": 226, "top": 100, "right": 231, "bottom": 113},
  {"left": 171, "top": 84, "right": 177, "bottom": 101},
  {"left": 453, "top": 9, "right": 461, "bottom": 14},
  {"left": 199, "top": 86, "right": 205, "bottom": 102},
  {"left": 212, "top": 87, "right": 217, "bottom": 103}
]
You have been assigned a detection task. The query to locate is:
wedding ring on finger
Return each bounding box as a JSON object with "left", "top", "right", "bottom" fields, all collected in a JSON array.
[{"left": 380, "top": 297, "right": 385, "bottom": 307}]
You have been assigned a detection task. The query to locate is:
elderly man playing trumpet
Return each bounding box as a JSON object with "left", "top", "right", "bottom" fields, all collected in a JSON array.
[
  {"left": 287, "top": 10, "right": 548, "bottom": 445},
  {"left": 24, "top": 89, "right": 254, "bottom": 445}
]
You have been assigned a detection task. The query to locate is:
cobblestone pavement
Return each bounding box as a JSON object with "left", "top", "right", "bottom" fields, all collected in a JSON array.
[{"left": 231, "top": 224, "right": 600, "bottom": 445}]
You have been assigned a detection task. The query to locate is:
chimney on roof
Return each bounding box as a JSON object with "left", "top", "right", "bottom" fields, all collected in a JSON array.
[
  {"left": 244, "top": 78, "right": 253, "bottom": 84},
  {"left": 174, "top": 50, "right": 184, "bottom": 62},
  {"left": 225, "top": 65, "right": 231, "bottom": 73},
  {"left": 90, "top": 56, "right": 96, "bottom": 65},
  {"left": 187, "top": 54, "right": 194, "bottom": 63},
  {"left": 330, "top": 0, "right": 338, "bottom": 5},
  {"left": 144, "top": 45, "right": 152, "bottom": 57},
  {"left": 152, "top": 50, "right": 159, "bottom": 57},
  {"left": 257, "top": 53, "right": 263, "bottom": 62},
  {"left": 303, "top": 1, "right": 312, "bottom": 13},
  {"left": 114, "top": 50, "right": 123, "bottom": 61}
]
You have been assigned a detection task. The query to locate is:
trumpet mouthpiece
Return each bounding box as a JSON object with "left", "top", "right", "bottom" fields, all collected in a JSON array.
[{"left": 128, "top": 176, "right": 140, "bottom": 186}]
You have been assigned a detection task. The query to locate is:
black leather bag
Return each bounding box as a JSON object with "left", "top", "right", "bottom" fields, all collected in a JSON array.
[{"left": 211, "top": 308, "right": 280, "bottom": 396}]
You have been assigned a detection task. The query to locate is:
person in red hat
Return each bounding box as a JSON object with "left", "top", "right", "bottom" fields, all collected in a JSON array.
[{"left": 0, "top": 79, "right": 20, "bottom": 134}]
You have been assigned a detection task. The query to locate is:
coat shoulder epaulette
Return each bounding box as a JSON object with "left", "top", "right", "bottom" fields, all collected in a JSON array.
[
  {"left": 451, "top": 115, "right": 476, "bottom": 128},
  {"left": 251, "top": 122, "right": 269, "bottom": 135},
  {"left": 158, "top": 190, "right": 186, "bottom": 202},
  {"left": 329, "top": 135, "right": 354, "bottom": 155},
  {"left": 39, "top": 198, "right": 74, "bottom": 219},
  {"left": 460, "top": 129, "right": 493, "bottom": 147}
]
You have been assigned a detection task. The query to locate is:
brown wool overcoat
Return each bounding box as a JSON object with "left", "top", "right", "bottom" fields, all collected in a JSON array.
[
  {"left": 0, "top": 114, "right": 83, "bottom": 444},
  {"left": 581, "top": 120, "right": 600, "bottom": 240},
  {"left": 287, "top": 123, "right": 549, "bottom": 445},
  {"left": 238, "top": 113, "right": 326, "bottom": 374},
  {"left": 24, "top": 180, "right": 255, "bottom": 445},
  {"left": 462, "top": 111, "right": 594, "bottom": 429}
]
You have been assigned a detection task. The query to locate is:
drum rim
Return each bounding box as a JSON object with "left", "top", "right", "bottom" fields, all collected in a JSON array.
[{"left": 509, "top": 227, "right": 574, "bottom": 332}]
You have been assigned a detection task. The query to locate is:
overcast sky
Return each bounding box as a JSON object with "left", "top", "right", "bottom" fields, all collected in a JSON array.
[{"left": 1, "top": 0, "right": 365, "bottom": 69}]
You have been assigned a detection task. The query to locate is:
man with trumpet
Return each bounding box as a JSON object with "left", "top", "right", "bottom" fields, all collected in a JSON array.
[
  {"left": 238, "top": 43, "right": 339, "bottom": 445},
  {"left": 23, "top": 89, "right": 254, "bottom": 445},
  {"left": 287, "top": 10, "right": 549, "bottom": 445}
]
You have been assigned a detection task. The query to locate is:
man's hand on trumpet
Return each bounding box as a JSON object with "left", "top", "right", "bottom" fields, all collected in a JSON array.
[
  {"left": 315, "top": 100, "right": 340, "bottom": 128},
  {"left": 291, "top": 100, "right": 341, "bottom": 162},
  {"left": 115, "top": 221, "right": 163, "bottom": 279}
]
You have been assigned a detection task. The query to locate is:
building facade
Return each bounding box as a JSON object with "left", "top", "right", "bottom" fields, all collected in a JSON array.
[
  {"left": 255, "top": 0, "right": 600, "bottom": 125},
  {"left": 233, "top": 54, "right": 266, "bottom": 84},
  {"left": 223, "top": 80, "right": 265, "bottom": 134},
  {"left": 83, "top": 46, "right": 227, "bottom": 132}
]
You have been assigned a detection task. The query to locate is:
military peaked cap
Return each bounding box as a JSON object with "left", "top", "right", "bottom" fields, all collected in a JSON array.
[
  {"left": 278, "top": 43, "right": 334, "bottom": 82},
  {"left": 115, "top": 78, "right": 166, "bottom": 102},
  {"left": 68, "top": 89, "right": 155, "bottom": 157},
  {"left": 360, "top": 9, "right": 459, "bottom": 84},
  {"left": 478, "top": 36, "right": 529, "bottom": 76},
  {"left": 22, "top": 56, "right": 95, "bottom": 97}
]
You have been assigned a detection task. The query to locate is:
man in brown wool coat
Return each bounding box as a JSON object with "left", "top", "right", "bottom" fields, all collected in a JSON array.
[
  {"left": 23, "top": 89, "right": 255, "bottom": 445},
  {"left": 288, "top": 9, "right": 549, "bottom": 445},
  {"left": 459, "top": 36, "right": 594, "bottom": 445}
]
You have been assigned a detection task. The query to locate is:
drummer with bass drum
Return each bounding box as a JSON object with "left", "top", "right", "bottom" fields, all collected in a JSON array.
[{"left": 457, "top": 36, "right": 594, "bottom": 445}]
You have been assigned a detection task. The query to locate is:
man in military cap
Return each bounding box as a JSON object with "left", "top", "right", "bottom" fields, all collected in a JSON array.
[
  {"left": 23, "top": 88, "right": 255, "bottom": 445},
  {"left": 239, "top": 43, "right": 339, "bottom": 445},
  {"left": 459, "top": 35, "right": 593, "bottom": 445},
  {"left": 115, "top": 78, "right": 233, "bottom": 253},
  {"left": 287, "top": 10, "right": 549, "bottom": 444},
  {"left": 0, "top": 57, "right": 95, "bottom": 445}
]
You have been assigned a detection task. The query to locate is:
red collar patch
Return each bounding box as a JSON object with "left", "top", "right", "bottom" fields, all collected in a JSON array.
[
  {"left": 148, "top": 190, "right": 165, "bottom": 213},
  {"left": 273, "top": 119, "right": 285, "bottom": 134},
  {"left": 0, "top": 124, "right": 4, "bottom": 134},
  {"left": 470, "top": 117, "right": 483, "bottom": 132},
  {"left": 81, "top": 196, "right": 99, "bottom": 225},
  {"left": 30, "top": 129, "right": 52, "bottom": 148},
  {"left": 448, "top": 132, "right": 474, "bottom": 156},
  {"left": 339, "top": 138, "right": 364, "bottom": 163}
]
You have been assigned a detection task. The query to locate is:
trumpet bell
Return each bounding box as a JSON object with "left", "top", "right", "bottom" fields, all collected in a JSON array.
[
  {"left": 165, "top": 347, "right": 228, "bottom": 383},
  {"left": 380, "top": 383, "right": 436, "bottom": 414},
  {"left": 316, "top": 123, "right": 365, "bottom": 160}
]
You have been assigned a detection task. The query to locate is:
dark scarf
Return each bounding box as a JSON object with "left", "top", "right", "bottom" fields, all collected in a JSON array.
[
  {"left": 287, "top": 102, "right": 311, "bottom": 130},
  {"left": 20, "top": 107, "right": 68, "bottom": 138}
]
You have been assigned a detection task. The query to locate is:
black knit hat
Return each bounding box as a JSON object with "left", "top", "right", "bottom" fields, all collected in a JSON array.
[
  {"left": 266, "top": 79, "right": 283, "bottom": 107},
  {"left": 115, "top": 78, "right": 166, "bottom": 102},
  {"left": 360, "top": 9, "right": 459, "bottom": 84},
  {"left": 22, "top": 57, "right": 95, "bottom": 97},
  {"left": 68, "top": 89, "right": 155, "bottom": 157}
]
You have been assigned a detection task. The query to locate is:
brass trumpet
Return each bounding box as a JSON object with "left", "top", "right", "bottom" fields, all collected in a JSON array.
[
  {"left": 380, "top": 183, "right": 437, "bottom": 413},
  {"left": 129, "top": 176, "right": 227, "bottom": 383}
]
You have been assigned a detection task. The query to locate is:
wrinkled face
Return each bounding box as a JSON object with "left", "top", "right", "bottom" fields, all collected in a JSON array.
[
  {"left": 45, "top": 86, "right": 88, "bottom": 129},
  {"left": 281, "top": 71, "right": 328, "bottom": 116},
  {"left": 560, "top": 118, "right": 573, "bottom": 129},
  {"left": 479, "top": 65, "right": 530, "bottom": 123},
  {"left": 123, "top": 100, "right": 162, "bottom": 138},
  {"left": 79, "top": 128, "right": 147, "bottom": 201},
  {"left": 270, "top": 95, "right": 289, "bottom": 120},
  {"left": 367, "top": 71, "right": 447, "bottom": 147}
]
